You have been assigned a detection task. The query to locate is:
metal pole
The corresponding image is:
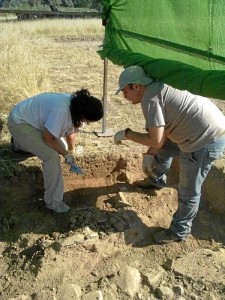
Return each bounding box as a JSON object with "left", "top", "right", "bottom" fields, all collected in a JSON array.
[
  {"left": 102, "top": 57, "right": 108, "bottom": 133},
  {"left": 95, "top": 57, "right": 113, "bottom": 137}
]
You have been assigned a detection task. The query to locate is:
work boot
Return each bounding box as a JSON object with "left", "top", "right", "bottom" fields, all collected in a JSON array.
[
  {"left": 46, "top": 201, "right": 70, "bottom": 213},
  {"left": 153, "top": 229, "right": 181, "bottom": 244},
  {"left": 135, "top": 176, "right": 166, "bottom": 189}
]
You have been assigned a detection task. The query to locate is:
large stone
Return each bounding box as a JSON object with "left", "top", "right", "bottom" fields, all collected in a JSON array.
[{"left": 114, "top": 264, "right": 141, "bottom": 298}]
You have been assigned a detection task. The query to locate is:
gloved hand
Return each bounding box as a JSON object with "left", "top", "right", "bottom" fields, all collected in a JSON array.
[
  {"left": 75, "top": 145, "right": 84, "bottom": 155},
  {"left": 68, "top": 146, "right": 84, "bottom": 155},
  {"left": 114, "top": 129, "right": 127, "bottom": 145},
  {"left": 64, "top": 152, "right": 75, "bottom": 165}
]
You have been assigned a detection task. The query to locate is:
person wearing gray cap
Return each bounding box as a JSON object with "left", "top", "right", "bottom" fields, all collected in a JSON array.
[{"left": 114, "top": 65, "right": 225, "bottom": 244}]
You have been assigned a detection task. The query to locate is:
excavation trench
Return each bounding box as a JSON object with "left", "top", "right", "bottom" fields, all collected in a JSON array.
[
  {"left": 65, "top": 151, "right": 225, "bottom": 214},
  {"left": 2, "top": 151, "right": 225, "bottom": 245},
  {"left": 1, "top": 151, "right": 225, "bottom": 300}
]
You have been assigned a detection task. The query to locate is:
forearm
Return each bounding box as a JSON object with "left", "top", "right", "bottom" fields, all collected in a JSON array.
[
  {"left": 44, "top": 138, "right": 68, "bottom": 156},
  {"left": 65, "top": 132, "right": 76, "bottom": 151}
]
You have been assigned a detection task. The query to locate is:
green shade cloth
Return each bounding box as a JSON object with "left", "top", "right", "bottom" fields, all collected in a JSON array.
[{"left": 99, "top": 0, "right": 225, "bottom": 100}]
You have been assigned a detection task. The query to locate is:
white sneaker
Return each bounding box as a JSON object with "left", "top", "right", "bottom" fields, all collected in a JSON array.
[{"left": 46, "top": 202, "right": 70, "bottom": 213}]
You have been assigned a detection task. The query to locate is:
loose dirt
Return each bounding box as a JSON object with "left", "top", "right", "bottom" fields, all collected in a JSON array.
[
  {"left": 1, "top": 151, "right": 225, "bottom": 300},
  {"left": 1, "top": 33, "right": 225, "bottom": 300}
]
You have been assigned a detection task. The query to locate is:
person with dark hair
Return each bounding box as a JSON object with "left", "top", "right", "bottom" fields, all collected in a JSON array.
[
  {"left": 114, "top": 65, "right": 225, "bottom": 244},
  {"left": 7, "top": 89, "right": 103, "bottom": 213}
]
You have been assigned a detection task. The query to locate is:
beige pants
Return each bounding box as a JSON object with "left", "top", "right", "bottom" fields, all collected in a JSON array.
[{"left": 7, "top": 114, "right": 66, "bottom": 209}]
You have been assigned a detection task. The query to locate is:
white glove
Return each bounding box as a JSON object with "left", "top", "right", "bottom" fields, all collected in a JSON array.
[
  {"left": 75, "top": 145, "right": 84, "bottom": 155},
  {"left": 142, "top": 153, "right": 155, "bottom": 175},
  {"left": 68, "top": 146, "right": 84, "bottom": 155},
  {"left": 64, "top": 153, "right": 75, "bottom": 165},
  {"left": 114, "top": 129, "right": 127, "bottom": 145}
]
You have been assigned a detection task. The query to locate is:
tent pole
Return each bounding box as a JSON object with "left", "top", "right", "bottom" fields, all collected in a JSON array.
[
  {"left": 102, "top": 57, "right": 108, "bottom": 133},
  {"left": 95, "top": 57, "right": 113, "bottom": 137}
]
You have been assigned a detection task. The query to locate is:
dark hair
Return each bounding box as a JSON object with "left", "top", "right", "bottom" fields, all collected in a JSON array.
[{"left": 70, "top": 89, "right": 103, "bottom": 128}]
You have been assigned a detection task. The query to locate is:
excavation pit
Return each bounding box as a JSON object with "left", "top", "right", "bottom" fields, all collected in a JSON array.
[
  {"left": 2, "top": 151, "right": 225, "bottom": 245},
  {"left": 1, "top": 151, "right": 225, "bottom": 299}
]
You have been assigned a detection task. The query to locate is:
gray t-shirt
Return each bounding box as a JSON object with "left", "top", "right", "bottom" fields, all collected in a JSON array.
[
  {"left": 11, "top": 92, "right": 74, "bottom": 138},
  {"left": 141, "top": 82, "right": 225, "bottom": 152}
]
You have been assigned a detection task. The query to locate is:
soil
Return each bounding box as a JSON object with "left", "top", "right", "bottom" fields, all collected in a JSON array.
[
  {"left": 1, "top": 34, "right": 225, "bottom": 300},
  {"left": 1, "top": 151, "right": 225, "bottom": 300}
]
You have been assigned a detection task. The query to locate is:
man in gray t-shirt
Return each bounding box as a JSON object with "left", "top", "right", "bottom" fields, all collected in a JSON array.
[{"left": 114, "top": 65, "right": 225, "bottom": 244}]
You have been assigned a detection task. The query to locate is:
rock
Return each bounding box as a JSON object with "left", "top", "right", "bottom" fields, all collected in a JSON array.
[
  {"left": 98, "top": 276, "right": 110, "bottom": 289},
  {"left": 57, "top": 282, "right": 81, "bottom": 300},
  {"left": 71, "top": 284, "right": 82, "bottom": 298},
  {"left": 115, "top": 192, "right": 132, "bottom": 208},
  {"left": 109, "top": 216, "right": 118, "bottom": 226},
  {"left": 82, "top": 290, "right": 103, "bottom": 300},
  {"left": 85, "top": 232, "right": 99, "bottom": 240},
  {"left": 102, "top": 287, "right": 118, "bottom": 300},
  {"left": 114, "top": 265, "right": 141, "bottom": 298},
  {"left": 142, "top": 266, "right": 167, "bottom": 289},
  {"left": 50, "top": 242, "right": 62, "bottom": 252},
  {"left": 155, "top": 286, "right": 174, "bottom": 299},
  {"left": 173, "top": 285, "right": 184, "bottom": 295},
  {"left": 91, "top": 271, "right": 98, "bottom": 277},
  {"left": 112, "top": 221, "right": 124, "bottom": 232},
  {"left": 106, "top": 192, "right": 132, "bottom": 210},
  {"left": 162, "top": 259, "right": 174, "bottom": 271},
  {"left": 83, "top": 242, "right": 98, "bottom": 252},
  {"left": 59, "top": 234, "right": 85, "bottom": 247}
]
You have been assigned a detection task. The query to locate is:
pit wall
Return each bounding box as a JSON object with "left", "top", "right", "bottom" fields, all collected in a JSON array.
[
  {"left": 203, "top": 159, "right": 225, "bottom": 215},
  {"left": 67, "top": 152, "right": 225, "bottom": 215}
]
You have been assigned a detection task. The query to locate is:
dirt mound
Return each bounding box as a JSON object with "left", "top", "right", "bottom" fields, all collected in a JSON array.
[{"left": 1, "top": 152, "right": 225, "bottom": 300}]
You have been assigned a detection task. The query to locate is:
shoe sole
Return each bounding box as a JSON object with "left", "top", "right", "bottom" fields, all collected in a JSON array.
[{"left": 153, "top": 232, "right": 182, "bottom": 244}]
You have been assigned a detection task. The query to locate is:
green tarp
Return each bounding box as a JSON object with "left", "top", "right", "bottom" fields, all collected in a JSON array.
[{"left": 99, "top": 0, "right": 225, "bottom": 100}]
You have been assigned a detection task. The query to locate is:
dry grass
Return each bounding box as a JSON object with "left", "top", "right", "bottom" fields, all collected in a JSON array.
[
  {"left": 0, "top": 18, "right": 146, "bottom": 164},
  {"left": 0, "top": 18, "right": 104, "bottom": 111}
]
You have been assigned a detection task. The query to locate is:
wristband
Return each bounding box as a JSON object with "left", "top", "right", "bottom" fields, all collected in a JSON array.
[{"left": 125, "top": 128, "right": 131, "bottom": 138}]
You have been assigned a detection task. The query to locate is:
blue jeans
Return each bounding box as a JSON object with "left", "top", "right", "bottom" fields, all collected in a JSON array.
[{"left": 150, "top": 138, "right": 225, "bottom": 240}]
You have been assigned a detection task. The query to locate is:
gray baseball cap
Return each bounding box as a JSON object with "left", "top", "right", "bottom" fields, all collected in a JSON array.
[{"left": 115, "top": 65, "right": 153, "bottom": 95}]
